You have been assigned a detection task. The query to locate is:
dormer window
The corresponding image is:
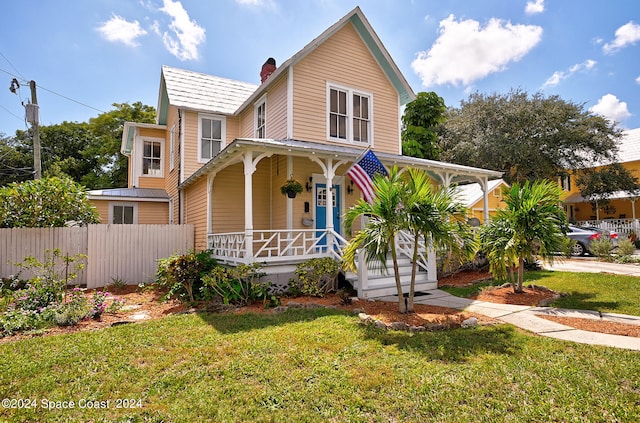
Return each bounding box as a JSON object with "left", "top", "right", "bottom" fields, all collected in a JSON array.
[
  {"left": 199, "top": 114, "right": 226, "bottom": 162},
  {"left": 142, "top": 140, "right": 162, "bottom": 176},
  {"left": 327, "top": 84, "right": 372, "bottom": 145}
]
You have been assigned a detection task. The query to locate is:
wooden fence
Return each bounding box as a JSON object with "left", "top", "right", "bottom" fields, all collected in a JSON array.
[{"left": 1, "top": 225, "right": 194, "bottom": 288}]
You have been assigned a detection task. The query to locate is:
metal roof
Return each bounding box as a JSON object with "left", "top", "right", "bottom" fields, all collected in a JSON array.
[
  {"left": 179, "top": 138, "right": 503, "bottom": 190},
  {"left": 615, "top": 128, "right": 640, "bottom": 164},
  {"left": 87, "top": 188, "right": 169, "bottom": 201},
  {"left": 453, "top": 179, "right": 507, "bottom": 207},
  {"left": 160, "top": 65, "right": 258, "bottom": 116}
]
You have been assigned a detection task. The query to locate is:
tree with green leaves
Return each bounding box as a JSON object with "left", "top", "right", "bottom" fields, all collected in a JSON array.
[
  {"left": 343, "top": 167, "right": 407, "bottom": 312},
  {"left": 343, "top": 166, "right": 474, "bottom": 313},
  {"left": 401, "top": 91, "right": 447, "bottom": 160},
  {"left": 402, "top": 168, "right": 476, "bottom": 311},
  {"left": 575, "top": 163, "right": 640, "bottom": 212},
  {"left": 479, "top": 180, "right": 567, "bottom": 293},
  {"left": 2, "top": 102, "right": 156, "bottom": 189},
  {"left": 437, "top": 88, "right": 622, "bottom": 184},
  {"left": 0, "top": 177, "right": 99, "bottom": 228}
]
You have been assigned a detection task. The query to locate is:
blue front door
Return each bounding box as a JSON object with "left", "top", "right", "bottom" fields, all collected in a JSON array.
[{"left": 316, "top": 184, "right": 341, "bottom": 245}]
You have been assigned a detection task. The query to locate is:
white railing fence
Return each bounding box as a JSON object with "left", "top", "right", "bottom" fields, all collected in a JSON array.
[
  {"left": 208, "top": 229, "right": 348, "bottom": 265},
  {"left": 576, "top": 219, "right": 640, "bottom": 237},
  {"left": 1, "top": 225, "right": 194, "bottom": 288}
]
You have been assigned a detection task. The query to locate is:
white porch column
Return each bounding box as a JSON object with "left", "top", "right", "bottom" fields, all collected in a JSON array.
[
  {"left": 480, "top": 177, "right": 490, "bottom": 223},
  {"left": 206, "top": 174, "right": 215, "bottom": 247},
  {"left": 325, "top": 158, "right": 335, "bottom": 234},
  {"left": 244, "top": 152, "right": 256, "bottom": 260}
]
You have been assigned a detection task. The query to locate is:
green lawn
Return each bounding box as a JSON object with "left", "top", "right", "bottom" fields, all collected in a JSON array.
[
  {"left": 442, "top": 270, "right": 640, "bottom": 316},
  {"left": 1, "top": 308, "right": 639, "bottom": 422}
]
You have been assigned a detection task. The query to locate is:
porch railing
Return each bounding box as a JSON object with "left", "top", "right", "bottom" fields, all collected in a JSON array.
[
  {"left": 396, "top": 231, "right": 430, "bottom": 272},
  {"left": 208, "top": 229, "right": 348, "bottom": 265}
]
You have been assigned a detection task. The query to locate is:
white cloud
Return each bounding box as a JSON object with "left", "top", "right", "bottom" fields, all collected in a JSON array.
[
  {"left": 590, "top": 94, "right": 632, "bottom": 123},
  {"left": 97, "top": 15, "right": 147, "bottom": 47},
  {"left": 636, "top": 75, "right": 640, "bottom": 85},
  {"left": 411, "top": 15, "right": 542, "bottom": 87},
  {"left": 603, "top": 21, "right": 640, "bottom": 54},
  {"left": 525, "top": 0, "right": 544, "bottom": 15},
  {"left": 542, "top": 59, "right": 596, "bottom": 87},
  {"left": 159, "top": 0, "right": 206, "bottom": 61}
]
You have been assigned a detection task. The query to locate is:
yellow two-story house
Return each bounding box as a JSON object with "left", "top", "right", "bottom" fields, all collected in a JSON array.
[{"left": 94, "top": 7, "right": 501, "bottom": 297}]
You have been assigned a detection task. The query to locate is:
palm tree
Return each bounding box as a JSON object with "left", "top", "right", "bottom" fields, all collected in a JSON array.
[
  {"left": 343, "top": 166, "right": 476, "bottom": 313},
  {"left": 343, "top": 166, "right": 408, "bottom": 313},
  {"left": 402, "top": 168, "right": 476, "bottom": 311},
  {"left": 481, "top": 180, "right": 566, "bottom": 293}
]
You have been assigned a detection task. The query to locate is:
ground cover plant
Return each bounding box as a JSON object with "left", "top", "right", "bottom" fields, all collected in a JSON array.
[
  {"left": 1, "top": 309, "right": 639, "bottom": 422},
  {"left": 440, "top": 270, "right": 640, "bottom": 316}
]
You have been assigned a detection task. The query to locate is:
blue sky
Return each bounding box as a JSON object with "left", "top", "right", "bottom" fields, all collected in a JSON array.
[{"left": 1, "top": 0, "right": 639, "bottom": 137}]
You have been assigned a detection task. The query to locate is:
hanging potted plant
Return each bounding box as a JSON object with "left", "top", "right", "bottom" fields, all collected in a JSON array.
[{"left": 281, "top": 178, "right": 303, "bottom": 198}]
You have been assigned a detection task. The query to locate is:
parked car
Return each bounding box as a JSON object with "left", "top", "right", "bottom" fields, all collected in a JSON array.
[{"left": 566, "top": 225, "right": 619, "bottom": 256}]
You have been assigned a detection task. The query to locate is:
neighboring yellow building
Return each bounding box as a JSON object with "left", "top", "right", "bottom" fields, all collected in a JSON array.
[
  {"left": 562, "top": 128, "right": 640, "bottom": 224},
  {"left": 106, "top": 7, "right": 502, "bottom": 297},
  {"left": 454, "top": 179, "right": 508, "bottom": 224}
]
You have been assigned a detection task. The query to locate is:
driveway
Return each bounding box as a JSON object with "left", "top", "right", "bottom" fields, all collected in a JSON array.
[{"left": 544, "top": 256, "right": 640, "bottom": 276}]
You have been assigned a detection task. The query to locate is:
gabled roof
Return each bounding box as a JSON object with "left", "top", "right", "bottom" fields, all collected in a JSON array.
[
  {"left": 157, "top": 66, "right": 258, "bottom": 124},
  {"left": 453, "top": 179, "right": 507, "bottom": 208},
  {"left": 156, "top": 6, "right": 415, "bottom": 125}
]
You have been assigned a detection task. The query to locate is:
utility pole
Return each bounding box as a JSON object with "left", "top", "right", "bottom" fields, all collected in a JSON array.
[{"left": 26, "top": 80, "right": 41, "bottom": 179}]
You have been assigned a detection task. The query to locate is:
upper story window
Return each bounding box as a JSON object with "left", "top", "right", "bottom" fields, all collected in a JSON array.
[
  {"left": 255, "top": 96, "right": 266, "bottom": 138},
  {"left": 561, "top": 175, "right": 571, "bottom": 191},
  {"left": 199, "top": 114, "right": 226, "bottom": 162},
  {"left": 142, "top": 140, "right": 162, "bottom": 176},
  {"left": 327, "top": 84, "right": 372, "bottom": 145},
  {"left": 169, "top": 124, "right": 176, "bottom": 171}
]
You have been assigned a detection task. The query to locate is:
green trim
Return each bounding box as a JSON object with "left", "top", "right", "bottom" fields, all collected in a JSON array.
[
  {"left": 157, "top": 79, "right": 169, "bottom": 125},
  {"left": 350, "top": 15, "right": 413, "bottom": 105}
]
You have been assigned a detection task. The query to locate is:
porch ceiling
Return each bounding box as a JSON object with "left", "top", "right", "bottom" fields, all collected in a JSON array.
[{"left": 179, "top": 138, "right": 503, "bottom": 190}]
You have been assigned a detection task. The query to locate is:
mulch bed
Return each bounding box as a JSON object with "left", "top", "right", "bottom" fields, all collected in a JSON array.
[{"left": 2, "top": 270, "right": 639, "bottom": 342}]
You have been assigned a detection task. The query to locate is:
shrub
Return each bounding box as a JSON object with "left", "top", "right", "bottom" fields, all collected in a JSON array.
[
  {"left": 202, "top": 263, "right": 276, "bottom": 307},
  {"left": 156, "top": 250, "right": 218, "bottom": 302},
  {"left": 291, "top": 258, "right": 341, "bottom": 297},
  {"left": 589, "top": 238, "right": 613, "bottom": 259},
  {"left": 616, "top": 238, "right": 636, "bottom": 257}
]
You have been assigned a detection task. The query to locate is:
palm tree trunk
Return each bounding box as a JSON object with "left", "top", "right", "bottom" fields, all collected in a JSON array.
[
  {"left": 515, "top": 257, "right": 525, "bottom": 293},
  {"left": 390, "top": 236, "right": 407, "bottom": 313},
  {"left": 406, "top": 232, "right": 420, "bottom": 313}
]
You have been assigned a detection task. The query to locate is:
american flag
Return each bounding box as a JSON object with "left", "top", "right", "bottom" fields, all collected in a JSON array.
[{"left": 347, "top": 149, "right": 388, "bottom": 203}]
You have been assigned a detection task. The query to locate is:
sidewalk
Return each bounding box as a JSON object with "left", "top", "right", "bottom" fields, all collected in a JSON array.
[
  {"left": 402, "top": 290, "right": 640, "bottom": 351},
  {"left": 543, "top": 256, "right": 640, "bottom": 276}
]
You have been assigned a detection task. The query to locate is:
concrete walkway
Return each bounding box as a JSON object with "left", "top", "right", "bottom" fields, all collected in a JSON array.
[
  {"left": 544, "top": 257, "right": 640, "bottom": 276},
  {"left": 377, "top": 289, "right": 640, "bottom": 351}
]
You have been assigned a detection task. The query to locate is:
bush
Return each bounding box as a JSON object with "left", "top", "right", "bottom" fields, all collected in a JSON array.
[
  {"left": 291, "top": 258, "right": 341, "bottom": 297},
  {"left": 616, "top": 238, "right": 636, "bottom": 257},
  {"left": 202, "top": 263, "right": 277, "bottom": 307},
  {"left": 589, "top": 238, "right": 613, "bottom": 259},
  {"left": 156, "top": 250, "right": 218, "bottom": 302}
]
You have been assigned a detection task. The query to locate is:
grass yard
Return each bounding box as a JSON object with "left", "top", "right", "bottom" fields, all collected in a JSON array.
[
  {"left": 441, "top": 270, "right": 640, "bottom": 316},
  {"left": 1, "top": 308, "right": 639, "bottom": 422}
]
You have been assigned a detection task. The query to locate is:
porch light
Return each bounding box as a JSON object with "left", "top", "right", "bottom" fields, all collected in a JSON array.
[
  {"left": 347, "top": 180, "right": 354, "bottom": 195},
  {"left": 305, "top": 176, "right": 313, "bottom": 192}
]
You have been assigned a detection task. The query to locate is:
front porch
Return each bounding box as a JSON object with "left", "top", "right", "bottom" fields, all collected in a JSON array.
[
  {"left": 208, "top": 228, "right": 438, "bottom": 298},
  {"left": 181, "top": 138, "right": 502, "bottom": 298}
]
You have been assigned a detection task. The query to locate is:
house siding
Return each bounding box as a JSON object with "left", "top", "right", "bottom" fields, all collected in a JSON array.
[
  {"left": 265, "top": 72, "right": 288, "bottom": 140},
  {"left": 90, "top": 200, "right": 168, "bottom": 225},
  {"left": 292, "top": 22, "right": 400, "bottom": 153},
  {"left": 183, "top": 176, "right": 209, "bottom": 250}
]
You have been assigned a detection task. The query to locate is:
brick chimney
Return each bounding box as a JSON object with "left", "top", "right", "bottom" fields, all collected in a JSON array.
[{"left": 260, "top": 57, "right": 276, "bottom": 83}]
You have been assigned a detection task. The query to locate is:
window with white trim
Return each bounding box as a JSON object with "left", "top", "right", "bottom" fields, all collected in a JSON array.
[
  {"left": 110, "top": 203, "right": 137, "bottom": 224},
  {"left": 142, "top": 140, "right": 162, "bottom": 176},
  {"left": 199, "top": 115, "right": 226, "bottom": 161},
  {"left": 255, "top": 96, "right": 266, "bottom": 138},
  {"left": 328, "top": 85, "right": 372, "bottom": 144},
  {"left": 169, "top": 124, "right": 175, "bottom": 171},
  {"left": 561, "top": 175, "right": 571, "bottom": 191}
]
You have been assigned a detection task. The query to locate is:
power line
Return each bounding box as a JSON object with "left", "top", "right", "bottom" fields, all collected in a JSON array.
[
  {"left": 0, "top": 51, "right": 26, "bottom": 80},
  {"left": 0, "top": 103, "right": 23, "bottom": 121}
]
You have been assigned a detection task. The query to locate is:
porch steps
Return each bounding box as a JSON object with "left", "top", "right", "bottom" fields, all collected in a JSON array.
[{"left": 351, "top": 256, "right": 437, "bottom": 299}]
